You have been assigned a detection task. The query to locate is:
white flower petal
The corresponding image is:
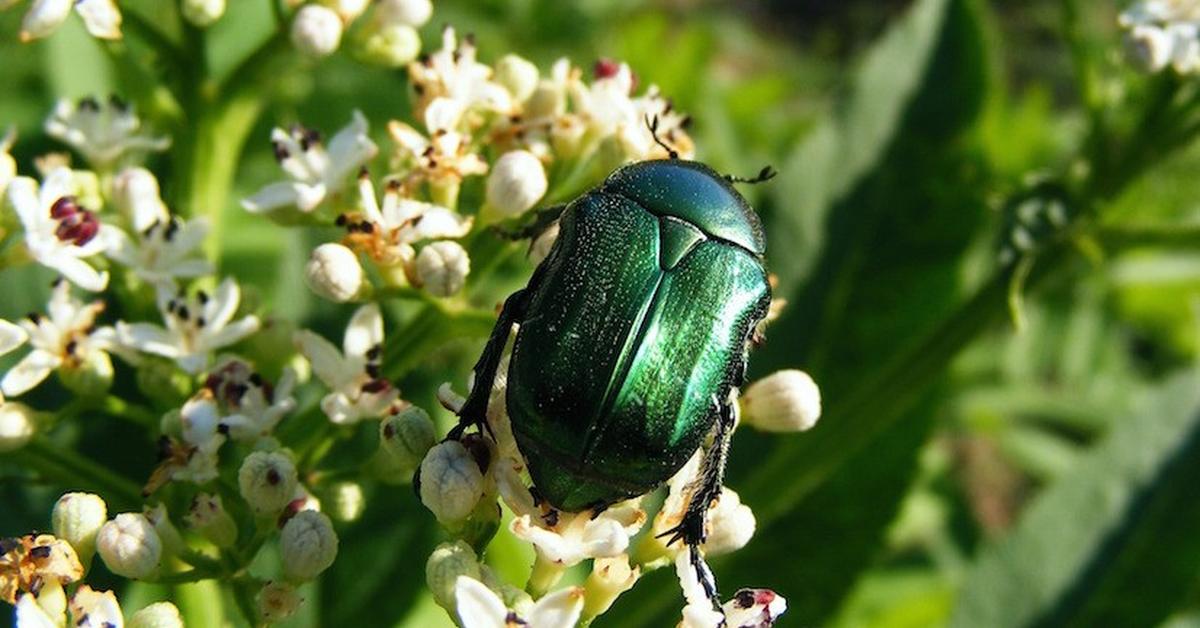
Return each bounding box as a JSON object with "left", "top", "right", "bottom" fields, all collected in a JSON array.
[
  {"left": 407, "top": 207, "right": 473, "bottom": 240},
  {"left": 295, "top": 330, "right": 351, "bottom": 389},
  {"left": 20, "top": 0, "right": 71, "bottom": 41},
  {"left": 202, "top": 315, "right": 260, "bottom": 352},
  {"left": 117, "top": 322, "right": 179, "bottom": 357},
  {"left": 326, "top": 110, "right": 378, "bottom": 184},
  {"left": 242, "top": 181, "right": 327, "bottom": 213},
  {"left": 0, "top": 320, "right": 27, "bottom": 356},
  {"left": 74, "top": 0, "right": 122, "bottom": 39},
  {"left": 48, "top": 256, "right": 109, "bottom": 292},
  {"left": 343, "top": 303, "right": 382, "bottom": 359},
  {"left": 454, "top": 577, "right": 508, "bottom": 628},
  {"left": 8, "top": 177, "right": 43, "bottom": 230},
  {"left": 320, "top": 392, "right": 358, "bottom": 425},
  {"left": 2, "top": 349, "right": 60, "bottom": 397},
  {"left": 207, "top": 278, "right": 241, "bottom": 330},
  {"left": 528, "top": 586, "right": 585, "bottom": 628},
  {"left": 15, "top": 593, "right": 60, "bottom": 628}
]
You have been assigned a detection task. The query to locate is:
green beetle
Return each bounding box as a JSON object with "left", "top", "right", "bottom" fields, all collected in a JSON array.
[{"left": 451, "top": 155, "right": 774, "bottom": 610}]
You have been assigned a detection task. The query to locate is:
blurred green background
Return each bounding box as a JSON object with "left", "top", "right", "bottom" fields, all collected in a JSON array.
[{"left": 3, "top": 0, "right": 1200, "bottom": 626}]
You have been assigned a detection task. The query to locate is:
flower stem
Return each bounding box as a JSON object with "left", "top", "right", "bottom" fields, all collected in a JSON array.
[
  {"left": 526, "top": 554, "right": 565, "bottom": 598},
  {"left": 10, "top": 439, "right": 143, "bottom": 510},
  {"left": 96, "top": 395, "right": 160, "bottom": 430}
]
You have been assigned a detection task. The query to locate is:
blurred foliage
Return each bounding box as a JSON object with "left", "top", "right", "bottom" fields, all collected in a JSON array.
[{"left": 3, "top": 0, "right": 1200, "bottom": 627}]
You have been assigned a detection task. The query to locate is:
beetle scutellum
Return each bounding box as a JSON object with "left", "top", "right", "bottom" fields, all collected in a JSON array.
[{"left": 448, "top": 118, "right": 776, "bottom": 616}]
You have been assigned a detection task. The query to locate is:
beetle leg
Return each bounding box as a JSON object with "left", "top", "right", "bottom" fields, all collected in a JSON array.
[
  {"left": 448, "top": 289, "right": 531, "bottom": 441},
  {"left": 658, "top": 395, "right": 737, "bottom": 615},
  {"left": 493, "top": 203, "right": 566, "bottom": 241}
]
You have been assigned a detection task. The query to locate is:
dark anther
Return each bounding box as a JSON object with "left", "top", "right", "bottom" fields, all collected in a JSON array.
[
  {"left": 177, "top": 305, "right": 190, "bottom": 321},
  {"left": 644, "top": 115, "right": 679, "bottom": 160},
  {"left": 358, "top": 166, "right": 370, "bottom": 179},
  {"left": 196, "top": 317, "right": 206, "bottom": 328},
  {"left": 109, "top": 94, "right": 129, "bottom": 111},
  {"left": 725, "top": 165, "right": 777, "bottom": 186},
  {"left": 266, "top": 468, "right": 281, "bottom": 485},
  {"left": 451, "top": 50, "right": 462, "bottom": 63},
  {"left": 361, "top": 379, "right": 390, "bottom": 394},
  {"left": 166, "top": 300, "right": 178, "bottom": 314},
  {"left": 385, "top": 178, "right": 402, "bottom": 192},
  {"left": 335, "top": 214, "right": 349, "bottom": 227},
  {"left": 734, "top": 589, "right": 756, "bottom": 609},
  {"left": 272, "top": 141, "right": 289, "bottom": 162},
  {"left": 382, "top": 422, "right": 396, "bottom": 439},
  {"left": 249, "top": 372, "right": 264, "bottom": 386},
  {"left": 29, "top": 545, "right": 52, "bottom": 559},
  {"left": 142, "top": 219, "right": 160, "bottom": 238},
  {"left": 50, "top": 196, "right": 78, "bottom": 219},
  {"left": 303, "top": 127, "right": 321, "bottom": 149},
  {"left": 543, "top": 510, "right": 559, "bottom": 527},
  {"left": 164, "top": 218, "right": 180, "bottom": 241},
  {"left": 204, "top": 373, "right": 222, "bottom": 390},
  {"left": 463, "top": 33, "right": 476, "bottom": 46},
  {"left": 366, "top": 344, "right": 382, "bottom": 360},
  {"left": 78, "top": 96, "right": 100, "bottom": 111},
  {"left": 358, "top": 221, "right": 374, "bottom": 233},
  {"left": 417, "top": 53, "right": 430, "bottom": 66},
  {"left": 412, "top": 83, "right": 425, "bottom": 96},
  {"left": 26, "top": 312, "right": 41, "bottom": 324},
  {"left": 65, "top": 340, "right": 77, "bottom": 355},
  {"left": 365, "top": 363, "right": 381, "bottom": 378},
  {"left": 422, "top": 146, "right": 435, "bottom": 158},
  {"left": 156, "top": 435, "right": 173, "bottom": 461},
  {"left": 594, "top": 58, "right": 620, "bottom": 79},
  {"left": 196, "top": 290, "right": 209, "bottom": 304},
  {"left": 216, "top": 424, "right": 230, "bottom": 435}
]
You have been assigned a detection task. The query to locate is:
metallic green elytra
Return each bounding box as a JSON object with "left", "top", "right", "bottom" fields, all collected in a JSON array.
[{"left": 499, "top": 159, "right": 772, "bottom": 511}]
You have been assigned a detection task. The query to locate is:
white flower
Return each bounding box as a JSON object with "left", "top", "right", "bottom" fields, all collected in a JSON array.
[
  {"left": 419, "top": 440, "right": 486, "bottom": 524},
  {"left": 739, "top": 370, "right": 822, "bottom": 433},
  {"left": 0, "top": 127, "right": 16, "bottom": 199},
  {"left": 341, "top": 174, "right": 473, "bottom": 269},
  {"left": 105, "top": 216, "right": 213, "bottom": 291},
  {"left": 15, "top": 0, "right": 121, "bottom": 41},
  {"left": 496, "top": 459, "right": 647, "bottom": 567},
  {"left": 181, "top": 0, "right": 224, "bottom": 26},
  {"left": 326, "top": 0, "right": 369, "bottom": 22},
  {"left": 414, "top": 240, "right": 470, "bottom": 297},
  {"left": 51, "top": 492, "right": 108, "bottom": 566},
  {"left": 305, "top": 242, "right": 365, "bottom": 302},
  {"left": 387, "top": 100, "right": 489, "bottom": 189},
  {"left": 0, "top": 318, "right": 28, "bottom": 400},
  {"left": 238, "top": 451, "right": 299, "bottom": 516},
  {"left": 455, "top": 575, "right": 584, "bottom": 628},
  {"left": 1120, "top": 1, "right": 1200, "bottom": 73},
  {"left": 97, "top": 513, "right": 161, "bottom": 579},
  {"left": 14, "top": 591, "right": 62, "bottom": 628},
  {"left": 651, "top": 452, "right": 756, "bottom": 558},
  {"left": 258, "top": 581, "right": 304, "bottom": 623},
  {"left": 116, "top": 278, "right": 261, "bottom": 374},
  {"left": 111, "top": 167, "right": 169, "bottom": 231},
  {"left": 407, "top": 26, "right": 513, "bottom": 122},
  {"left": 8, "top": 168, "right": 111, "bottom": 291},
  {"left": 129, "top": 601, "right": 184, "bottom": 628},
  {"left": 1, "top": 280, "right": 115, "bottom": 398},
  {"left": 426, "top": 541, "right": 483, "bottom": 611},
  {"left": 701, "top": 488, "right": 756, "bottom": 557},
  {"left": 675, "top": 553, "right": 788, "bottom": 628},
  {"left": 294, "top": 303, "right": 400, "bottom": 424},
  {"left": 291, "top": 4, "right": 343, "bottom": 57},
  {"left": 485, "top": 150, "right": 548, "bottom": 219},
  {"left": 573, "top": 60, "right": 694, "bottom": 161},
  {"left": 242, "top": 111, "right": 377, "bottom": 214},
  {"left": 69, "top": 585, "right": 124, "bottom": 628},
  {"left": 186, "top": 359, "right": 297, "bottom": 441},
  {"left": 280, "top": 510, "right": 338, "bottom": 581},
  {"left": 45, "top": 96, "right": 168, "bottom": 168},
  {"left": 354, "top": 20, "right": 421, "bottom": 68}
]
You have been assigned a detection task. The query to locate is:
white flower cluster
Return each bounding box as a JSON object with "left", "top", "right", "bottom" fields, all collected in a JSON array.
[
  {"left": 414, "top": 363, "right": 821, "bottom": 627},
  {"left": 1120, "top": 0, "right": 1200, "bottom": 72},
  {"left": 246, "top": 26, "right": 695, "bottom": 303},
  {"left": 4, "top": 0, "right": 121, "bottom": 42}
]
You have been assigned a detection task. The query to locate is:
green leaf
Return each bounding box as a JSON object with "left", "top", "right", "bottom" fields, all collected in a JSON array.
[{"left": 950, "top": 372, "right": 1200, "bottom": 628}]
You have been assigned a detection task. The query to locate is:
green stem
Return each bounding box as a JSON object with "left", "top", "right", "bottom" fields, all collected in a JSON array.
[
  {"left": 120, "top": 7, "right": 189, "bottom": 73},
  {"left": 153, "top": 567, "right": 224, "bottom": 584},
  {"left": 231, "top": 577, "right": 262, "bottom": 627},
  {"left": 9, "top": 439, "right": 144, "bottom": 510},
  {"left": 97, "top": 395, "right": 160, "bottom": 429},
  {"left": 1096, "top": 223, "right": 1200, "bottom": 252}
]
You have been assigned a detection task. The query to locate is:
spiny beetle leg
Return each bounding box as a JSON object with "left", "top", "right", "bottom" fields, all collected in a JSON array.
[{"left": 493, "top": 203, "right": 567, "bottom": 241}]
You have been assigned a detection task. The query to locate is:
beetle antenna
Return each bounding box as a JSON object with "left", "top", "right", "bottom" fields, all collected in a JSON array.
[
  {"left": 644, "top": 114, "right": 679, "bottom": 160},
  {"left": 725, "top": 165, "right": 777, "bottom": 185}
]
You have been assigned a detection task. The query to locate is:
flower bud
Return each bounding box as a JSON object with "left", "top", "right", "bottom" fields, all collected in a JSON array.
[
  {"left": 703, "top": 488, "right": 755, "bottom": 557},
  {"left": 129, "top": 601, "right": 184, "bottom": 628},
  {"left": 526, "top": 80, "right": 567, "bottom": 121},
  {"left": 51, "top": 492, "right": 107, "bottom": 567},
  {"left": 280, "top": 510, "right": 338, "bottom": 581},
  {"left": 550, "top": 116, "right": 587, "bottom": 158},
  {"left": 485, "top": 150, "right": 547, "bottom": 219},
  {"left": 379, "top": 406, "right": 436, "bottom": 470},
  {"left": 0, "top": 402, "right": 36, "bottom": 452},
  {"left": 291, "top": 4, "right": 343, "bottom": 58},
  {"left": 181, "top": 0, "right": 225, "bottom": 26},
  {"left": 112, "top": 167, "right": 168, "bottom": 232},
  {"left": 143, "top": 503, "right": 185, "bottom": 557},
  {"left": 377, "top": 0, "right": 432, "bottom": 27},
  {"left": 584, "top": 555, "right": 640, "bottom": 619},
  {"left": 238, "top": 451, "right": 299, "bottom": 516},
  {"left": 258, "top": 581, "right": 304, "bottom": 623},
  {"left": 495, "top": 55, "right": 540, "bottom": 104},
  {"left": 185, "top": 493, "right": 238, "bottom": 548},
  {"left": 355, "top": 22, "right": 421, "bottom": 67},
  {"left": 58, "top": 350, "right": 114, "bottom": 398},
  {"left": 305, "top": 243, "right": 366, "bottom": 302},
  {"left": 20, "top": 0, "right": 72, "bottom": 41},
  {"left": 97, "top": 513, "right": 162, "bottom": 579},
  {"left": 325, "top": 0, "right": 369, "bottom": 22},
  {"left": 419, "top": 441, "right": 486, "bottom": 525},
  {"left": 425, "top": 540, "right": 481, "bottom": 612},
  {"left": 528, "top": 221, "right": 560, "bottom": 265},
  {"left": 415, "top": 241, "right": 470, "bottom": 297},
  {"left": 739, "top": 369, "right": 822, "bottom": 433},
  {"left": 325, "top": 481, "right": 365, "bottom": 522}
]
